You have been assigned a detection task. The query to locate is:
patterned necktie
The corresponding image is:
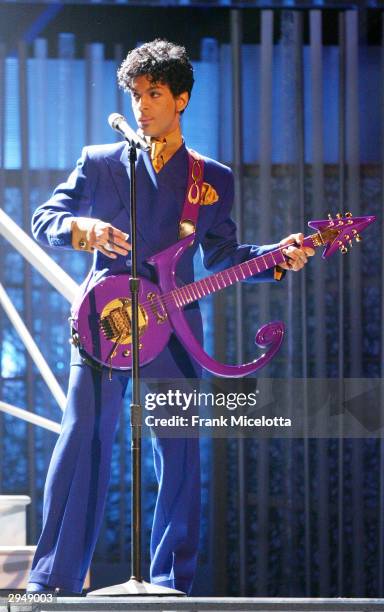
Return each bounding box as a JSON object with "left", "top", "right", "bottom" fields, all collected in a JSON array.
[{"left": 151, "top": 139, "right": 167, "bottom": 173}]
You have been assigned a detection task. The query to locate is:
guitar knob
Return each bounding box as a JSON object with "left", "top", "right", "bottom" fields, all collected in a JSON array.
[
  {"left": 336, "top": 213, "right": 342, "bottom": 219},
  {"left": 339, "top": 245, "right": 348, "bottom": 254},
  {"left": 355, "top": 234, "right": 362, "bottom": 242},
  {"left": 328, "top": 214, "right": 334, "bottom": 226},
  {"left": 345, "top": 211, "right": 353, "bottom": 218}
]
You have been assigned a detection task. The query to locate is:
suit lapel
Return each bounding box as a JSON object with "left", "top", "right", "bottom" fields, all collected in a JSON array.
[
  {"left": 105, "top": 146, "right": 158, "bottom": 250},
  {"left": 105, "top": 143, "right": 190, "bottom": 254}
]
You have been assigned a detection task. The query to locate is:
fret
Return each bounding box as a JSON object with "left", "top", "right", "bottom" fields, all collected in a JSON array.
[
  {"left": 233, "top": 268, "right": 240, "bottom": 282},
  {"left": 195, "top": 283, "right": 201, "bottom": 299},
  {"left": 202, "top": 278, "right": 209, "bottom": 296},
  {"left": 184, "top": 285, "right": 191, "bottom": 304},
  {"left": 207, "top": 277, "right": 215, "bottom": 292},
  {"left": 184, "top": 286, "right": 192, "bottom": 303},
  {"left": 225, "top": 270, "right": 232, "bottom": 285},
  {"left": 190, "top": 285, "right": 198, "bottom": 301},
  {"left": 179, "top": 288, "right": 186, "bottom": 305},
  {"left": 245, "top": 261, "right": 252, "bottom": 276},
  {"left": 213, "top": 275, "right": 221, "bottom": 290},
  {"left": 173, "top": 290, "right": 182, "bottom": 308},
  {"left": 271, "top": 251, "right": 277, "bottom": 265},
  {"left": 239, "top": 265, "right": 246, "bottom": 279},
  {"left": 261, "top": 256, "right": 267, "bottom": 270}
]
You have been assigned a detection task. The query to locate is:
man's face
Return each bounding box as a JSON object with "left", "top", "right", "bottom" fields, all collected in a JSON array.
[{"left": 130, "top": 75, "right": 188, "bottom": 139}]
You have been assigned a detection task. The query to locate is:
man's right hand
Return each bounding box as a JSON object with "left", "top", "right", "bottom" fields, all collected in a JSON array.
[{"left": 71, "top": 217, "right": 131, "bottom": 259}]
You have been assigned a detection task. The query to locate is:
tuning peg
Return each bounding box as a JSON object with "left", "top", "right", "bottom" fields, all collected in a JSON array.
[
  {"left": 355, "top": 234, "right": 362, "bottom": 242},
  {"left": 336, "top": 213, "right": 342, "bottom": 219},
  {"left": 328, "top": 213, "right": 334, "bottom": 226},
  {"left": 339, "top": 245, "right": 348, "bottom": 254},
  {"left": 348, "top": 240, "right": 353, "bottom": 247},
  {"left": 345, "top": 212, "right": 353, "bottom": 218}
]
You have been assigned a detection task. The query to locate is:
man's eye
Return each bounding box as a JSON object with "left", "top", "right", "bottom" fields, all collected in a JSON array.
[{"left": 151, "top": 91, "right": 160, "bottom": 97}]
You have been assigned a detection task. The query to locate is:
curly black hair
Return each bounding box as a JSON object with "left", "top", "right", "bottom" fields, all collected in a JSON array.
[{"left": 117, "top": 39, "right": 194, "bottom": 102}]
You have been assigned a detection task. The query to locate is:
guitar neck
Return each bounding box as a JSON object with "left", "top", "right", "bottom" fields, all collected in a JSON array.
[{"left": 171, "top": 234, "right": 319, "bottom": 308}]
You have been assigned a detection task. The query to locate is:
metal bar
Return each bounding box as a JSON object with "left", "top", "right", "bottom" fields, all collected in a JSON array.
[
  {"left": 210, "top": 437, "right": 228, "bottom": 594},
  {"left": 230, "top": 9, "right": 246, "bottom": 596},
  {"left": 259, "top": 10, "right": 273, "bottom": 332},
  {"left": 58, "top": 33, "right": 76, "bottom": 169},
  {"left": 256, "top": 9, "right": 273, "bottom": 596},
  {"left": 346, "top": 10, "right": 361, "bottom": 377},
  {"left": 0, "top": 283, "right": 66, "bottom": 411},
  {"left": 380, "top": 11, "right": 384, "bottom": 598},
  {"left": 18, "top": 39, "right": 37, "bottom": 544},
  {"left": 0, "top": 401, "right": 60, "bottom": 434},
  {"left": 294, "top": 11, "right": 311, "bottom": 596},
  {"left": 310, "top": 10, "right": 329, "bottom": 595},
  {"left": 0, "top": 41, "right": 5, "bottom": 495},
  {"left": 337, "top": 11, "right": 346, "bottom": 596},
  {"left": 280, "top": 11, "right": 295, "bottom": 595},
  {"left": 346, "top": 10, "right": 364, "bottom": 595},
  {"left": 0, "top": 209, "right": 79, "bottom": 303}
]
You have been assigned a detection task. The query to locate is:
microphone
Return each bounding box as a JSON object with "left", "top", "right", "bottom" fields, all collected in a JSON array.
[{"left": 108, "top": 113, "right": 150, "bottom": 151}]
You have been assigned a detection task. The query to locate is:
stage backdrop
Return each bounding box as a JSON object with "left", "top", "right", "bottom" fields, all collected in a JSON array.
[{"left": 0, "top": 6, "right": 383, "bottom": 597}]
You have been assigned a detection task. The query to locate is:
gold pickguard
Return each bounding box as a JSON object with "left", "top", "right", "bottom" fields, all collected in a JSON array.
[{"left": 99, "top": 298, "right": 148, "bottom": 344}]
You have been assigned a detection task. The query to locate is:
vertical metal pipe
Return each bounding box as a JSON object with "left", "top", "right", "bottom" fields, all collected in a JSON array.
[
  {"left": 380, "top": 11, "right": 384, "bottom": 598},
  {"left": 0, "top": 43, "right": 5, "bottom": 493},
  {"left": 346, "top": 10, "right": 364, "bottom": 595},
  {"left": 18, "top": 41, "right": 37, "bottom": 543},
  {"left": 280, "top": 11, "right": 295, "bottom": 594},
  {"left": 256, "top": 9, "right": 273, "bottom": 596},
  {"left": 337, "top": 11, "right": 346, "bottom": 596},
  {"left": 85, "top": 43, "right": 105, "bottom": 146},
  {"left": 230, "top": 9, "right": 246, "bottom": 596},
  {"left": 294, "top": 11, "right": 311, "bottom": 596},
  {"left": 310, "top": 11, "right": 329, "bottom": 595},
  {"left": 58, "top": 33, "right": 75, "bottom": 169},
  {"left": 346, "top": 10, "right": 361, "bottom": 377}
]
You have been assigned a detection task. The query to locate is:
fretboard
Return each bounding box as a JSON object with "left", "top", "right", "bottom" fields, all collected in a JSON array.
[{"left": 171, "top": 234, "right": 317, "bottom": 308}]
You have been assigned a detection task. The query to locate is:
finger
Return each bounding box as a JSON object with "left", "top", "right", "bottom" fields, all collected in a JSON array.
[
  {"left": 110, "top": 234, "right": 131, "bottom": 251},
  {"left": 303, "top": 247, "right": 315, "bottom": 256},
  {"left": 95, "top": 240, "right": 128, "bottom": 257},
  {"left": 105, "top": 228, "right": 130, "bottom": 252},
  {"left": 96, "top": 244, "right": 117, "bottom": 259},
  {"left": 283, "top": 248, "right": 307, "bottom": 267}
]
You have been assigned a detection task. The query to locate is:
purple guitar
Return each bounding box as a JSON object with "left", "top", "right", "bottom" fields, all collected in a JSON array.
[{"left": 72, "top": 213, "right": 375, "bottom": 378}]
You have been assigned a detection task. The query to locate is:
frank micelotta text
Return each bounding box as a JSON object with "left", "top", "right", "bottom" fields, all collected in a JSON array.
[{"left": 145, "top": 415, "right": 292, "bottom": 428}]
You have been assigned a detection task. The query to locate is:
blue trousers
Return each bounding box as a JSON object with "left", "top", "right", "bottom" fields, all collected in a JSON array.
[{"left": 28, "top": 359, "right": 201, "bottom": 594}]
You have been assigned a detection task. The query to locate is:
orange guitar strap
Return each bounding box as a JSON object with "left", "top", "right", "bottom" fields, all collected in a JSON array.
[{"left": 178, "top": 149, "right": 205, "bottom": 240}]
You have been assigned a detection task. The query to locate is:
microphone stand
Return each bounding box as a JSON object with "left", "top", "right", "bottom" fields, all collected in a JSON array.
[{"left": 87, "top": 137, "right": 185, "bottom": 597}]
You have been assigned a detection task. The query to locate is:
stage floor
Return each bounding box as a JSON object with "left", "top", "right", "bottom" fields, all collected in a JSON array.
[{"left": 2, "top": 597, "right": 384, "bottom": 612}]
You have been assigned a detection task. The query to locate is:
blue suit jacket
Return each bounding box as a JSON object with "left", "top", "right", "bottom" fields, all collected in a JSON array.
[{"left": 32, "top": 141, "right": 280, "bottom": 377}]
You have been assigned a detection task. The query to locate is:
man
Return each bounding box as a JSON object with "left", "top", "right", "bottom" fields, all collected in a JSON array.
[{"left": 27, "top": 39, "right": 314, "bottom": 595}]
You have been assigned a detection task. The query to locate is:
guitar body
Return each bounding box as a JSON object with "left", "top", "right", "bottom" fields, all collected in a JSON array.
[
  {"left": 72, "top": 234, "right": 285, "bottom": 377},
  {"left": 74, "top": 275, "right": 173, "bottom": 370}
]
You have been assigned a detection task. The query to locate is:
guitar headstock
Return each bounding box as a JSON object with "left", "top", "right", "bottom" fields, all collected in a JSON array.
[{"left": 308, "top": 212, "right": 376, "bottom": 259}]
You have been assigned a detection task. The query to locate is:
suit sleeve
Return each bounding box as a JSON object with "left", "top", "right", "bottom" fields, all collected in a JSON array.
[
  {"left": 31, "top": 147, "right": 97, "bottom": 249},
  {"left": 201, "top": 168, "right": 284, "bottom": 283}
]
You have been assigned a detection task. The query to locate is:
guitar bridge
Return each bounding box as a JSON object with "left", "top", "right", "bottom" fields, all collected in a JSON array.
[{"left": 99, "top": 298, "right": 148, "bottom": 344}]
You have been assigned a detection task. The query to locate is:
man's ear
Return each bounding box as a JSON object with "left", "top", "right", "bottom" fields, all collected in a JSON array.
[{"left": 176, "top": 92, "right": 189, "bottom": 113}]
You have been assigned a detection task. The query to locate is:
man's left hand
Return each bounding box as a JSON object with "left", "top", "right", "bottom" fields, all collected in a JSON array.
[{"left": 278, "top": 233, "right": 315, "bottom": 272}]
